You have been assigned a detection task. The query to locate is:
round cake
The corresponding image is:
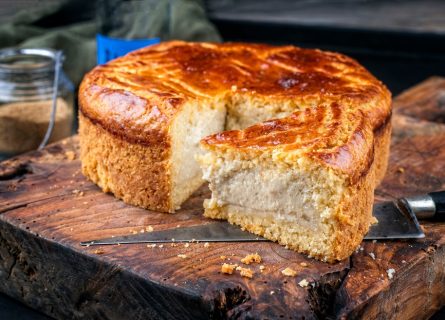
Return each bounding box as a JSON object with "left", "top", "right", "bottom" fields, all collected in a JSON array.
[{"left": 79, "top": 41, "right": 391, "bottom": 261}]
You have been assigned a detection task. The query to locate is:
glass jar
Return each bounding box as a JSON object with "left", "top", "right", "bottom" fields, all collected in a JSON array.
[{"left": 0, "top": 48, "right": 74, "bottom": 160}]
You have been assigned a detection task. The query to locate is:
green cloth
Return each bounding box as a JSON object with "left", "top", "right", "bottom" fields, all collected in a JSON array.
[{"left": 0, "top": 0, "right": 221, "bottom": 86}]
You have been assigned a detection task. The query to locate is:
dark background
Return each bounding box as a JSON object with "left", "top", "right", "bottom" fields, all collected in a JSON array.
[{"left": 1, "top": 0, "right": 445, "bottom": 319}]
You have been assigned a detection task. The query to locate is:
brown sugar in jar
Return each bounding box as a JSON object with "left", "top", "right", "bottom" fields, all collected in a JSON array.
[
  {"left": 0, "top": 98, "right": 73, "bottom": 154},
  {"left": 0, "top": 48, "right": 74, "bottom": 159}
]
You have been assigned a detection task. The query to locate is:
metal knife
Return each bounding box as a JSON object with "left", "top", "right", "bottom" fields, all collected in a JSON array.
[{"left": 80, "top": 191, "right": 445, "bottom": 246}]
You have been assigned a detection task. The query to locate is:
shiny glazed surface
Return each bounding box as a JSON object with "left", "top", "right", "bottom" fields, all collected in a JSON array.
[{"left": 79, "top": 41, "right": 391, "bottom": 175}]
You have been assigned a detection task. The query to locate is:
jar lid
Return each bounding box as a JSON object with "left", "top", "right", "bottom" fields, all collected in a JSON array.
[{"left": 0, "top": 48, "right": 63, "bottom": 73}]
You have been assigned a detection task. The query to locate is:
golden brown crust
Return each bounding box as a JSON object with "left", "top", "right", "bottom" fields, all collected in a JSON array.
[
  {"left": 79, "top": 41, "right": 391, "bottom": 149},
  {"left": 79, "top": 114, "right": 174, "bottom": 212}
]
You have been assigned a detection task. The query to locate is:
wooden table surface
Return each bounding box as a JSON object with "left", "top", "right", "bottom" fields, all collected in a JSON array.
[{"left": 1, "top": 77, "right": 445, "bottom": 319}]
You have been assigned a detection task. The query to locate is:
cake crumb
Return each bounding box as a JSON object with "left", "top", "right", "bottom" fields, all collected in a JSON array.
[
  {"left": 65, "top": 151, "right": 76, "bottom": 160},
  {"left": 93, "top": 249, "right": 104, "bottom": 255},
  {"left": 236, "top": 266, "right": 254, "bottom": 279},
  {"left": 221, "top": 263, "right": 237, "bottom": 275},
  {"left": 72, "top": 189, "right": 84, "bottom": 196},
  {"left": 300, "top": 262, "right": 308, "bottom": 267},
  {"left": 397, "top": 167, "right": 405, "bottom": 173},
  {"left": 203, "top": 242, "right": 210, "bottom": 248},
  {"left": 171, "top": 243, "right": 178, "bottom": 247},
  {"left": 158, "top": 244, "right": 164, "bottom": 248},
  {"left": 402, "top": 260, "right": 406, "bottom": 264},
  {"left": 270, "top": 290, "right": 275, "bottom": 295},
  {"left": 132, "top": 230, "right": 138, "bottom": 235},
  {"left": 298, "top": 279, "right": 309, "bottom": 287},
  {"left": 387, "top": 268, "right": 395, "bottom": 279},
  {"left": 231, "top": 85, "right": 237, "bottom": 92},
  {"left": 241, "top": 253, "right": 262, "bottom": 265},
  {"left": 184, "top": 243, "right": 190, "bottom": 248},
  {"left": 282, "top": 267, "right": 297, "bottom": 277},
  {"left": 259, "top": 265, "right": 265, "bottom": 272},
  {"left": 220, "top": 255, "right": 227, "bottom": 260},
  {"left": 369, "top": 252, "right": 376, "bottom": 260},
  {"left": 372, "top": 240, "right": 377, "bottom": 243},
  {"left": 177, "top": 254, "right": 187, "bottom": 259},
  {"left": 146, "top": 226, "right": 154, "bottom": 232},
  {"left": 139, "top": 229, "right": 145, "bottom": 233},
  {"left": 147, "top": 244, "right": 156, "bottom": 248}
]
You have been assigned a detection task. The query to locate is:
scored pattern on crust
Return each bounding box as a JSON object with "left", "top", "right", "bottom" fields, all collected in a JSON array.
[{"left": 79, "top": 41, "right": 391, "bottom": 175}]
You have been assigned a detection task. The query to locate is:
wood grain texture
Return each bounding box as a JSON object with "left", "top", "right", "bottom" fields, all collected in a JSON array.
[{"left": 1, "top": 77, "right": 445, "bottom": 319}]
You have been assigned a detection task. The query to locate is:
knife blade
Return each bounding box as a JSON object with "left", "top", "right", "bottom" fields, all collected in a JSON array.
[
  {"left": 80, "top": 191, "right": 445, "bottom": 246},
  {"left": 364, "top": 200, "right": 424, "bottom": 240},
  {"left": 80, "top": 222, "right": 268, "bottom": 246}
]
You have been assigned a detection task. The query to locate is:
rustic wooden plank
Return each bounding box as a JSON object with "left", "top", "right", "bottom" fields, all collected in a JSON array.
[{"left": 1, "top": 77, "right": 445, "bottom": 319}]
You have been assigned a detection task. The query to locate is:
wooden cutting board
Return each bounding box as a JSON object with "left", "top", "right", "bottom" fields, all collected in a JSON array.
[{"left": 1, "top": 77, "right": 445, "bottom": 320}]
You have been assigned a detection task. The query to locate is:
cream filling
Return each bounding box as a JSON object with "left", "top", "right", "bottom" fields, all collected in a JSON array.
[{"left": 203, "top": 161, "right": 345, "bottom": 230}]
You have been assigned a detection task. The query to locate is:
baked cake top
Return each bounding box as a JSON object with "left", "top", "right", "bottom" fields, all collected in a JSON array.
[{"left": 79, "top": 41, "right": 391, "bottom": 178}]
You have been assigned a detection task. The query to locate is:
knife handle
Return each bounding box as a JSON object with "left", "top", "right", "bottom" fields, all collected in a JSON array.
[{"left": 429, "top": 191, "right": 445, "bottom": 220}]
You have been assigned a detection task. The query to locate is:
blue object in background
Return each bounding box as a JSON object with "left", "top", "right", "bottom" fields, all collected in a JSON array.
[{"left": 96, "top": 34, "right": 160, "bottom": 64}]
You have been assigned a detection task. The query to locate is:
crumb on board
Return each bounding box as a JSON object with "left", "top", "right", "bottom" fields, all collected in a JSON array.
[
  {"left": 370, "top": 216, "right": 378, "bottom": 225},
  {"left": 387, "top": 268, "right": 395, "bottom": 279},
  {"left": 236, "top": 266, "right": 254, "bottom": 279},
  {"left": 300, "top": 262, "right": 308, "bottom": 267},
  {"left": 184, "top": 243, "right": 190, "bottom": 248},
  {"left": 298, "top": 279, "right": 309, "bottom": 287},
  {"left": 369, "top": 252, "right": 376, "bottom": 260},
  {"left": 220, "top": 255, "right": 227, "bottom": 260},
  {"left": 282, "top": 267, "right": 298, "bottom": 277},
  {"left": 7, "top": 183, "right": 18, "bottom": 192},
  {"left": 65, "top": 151, "right": 76, "bottom": 160},
  {"left": 397, "top": 167, "right": 405, "bottom": 173},
  {"left": 270, "top": 291, "right": 275, "bottom": 295},
  {"left": 93, "top": 249, "right": 105, "bottom": 255},
  {"left": 147, "top": 244, "right": 156, "bottom": 248},
  {"left": 259, "top": 265, "right": 265, "bottom": 272},
  {"left": 221, "top": 263, "right": 237, "bottom": 275},
  {"left": 241, "top": 253, "right": 262, "bottom": 265},
  {"left": 177, "top": 254, "right": 187, "bottom": 259},
  {"left": 158, "top": 244, "right": 164, "bottom": 248},
  {"left": 203, "top": 242, "right": 210, "bottom": 248},
  {"left": 72, "top": 189, "right": 84, "bottom": 196},
  {"left": 132, "top": 230, "right": 138, "bottom": 235},
  {"left": 140, "top": 229, "right": 145, "bottom": 233},
  {"left": 146, "top": 226, "right": 154, "bottom": 232}
]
